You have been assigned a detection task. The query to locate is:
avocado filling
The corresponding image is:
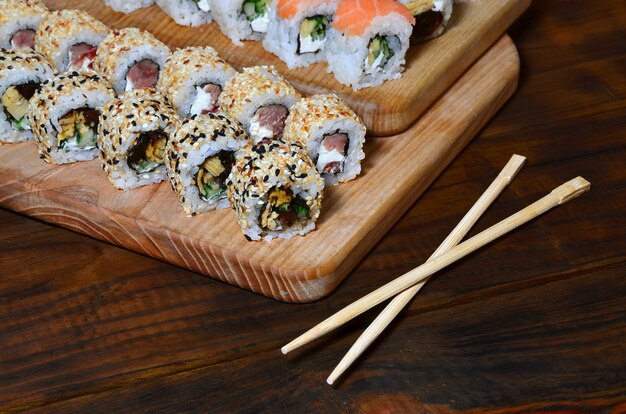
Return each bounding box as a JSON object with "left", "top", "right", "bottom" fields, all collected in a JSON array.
[
  {"left": 260, "top": 187, "right": 310, "bottom": 231},
  {"left": 57, "top": 107, "right": 99, "bottom": 150},
  {"left": 127, "top": 130, "right": 167, "bottom": 174},
  {"left": 195, "top": 150, "right": 234, "bottom": 202},
  {"left": 297, "top": 15, "right": 329, "bottom": 54},
  {"left": 365, "top": 35, "right": 396, "bottom": 73},
  {"left": 1, "top": 82, "right": 38, "bottom": 131},
  {"left": 242, "top": 0, "right": 268, "bottom": 33}
]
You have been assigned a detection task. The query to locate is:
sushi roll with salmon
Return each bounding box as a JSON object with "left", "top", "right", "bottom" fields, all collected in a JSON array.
[
  {"left": 94, "top": 28, "right": 171, "bottom": 94},
  {"left": 263, "top": 0, "right": 340, "bottom": 69},
  {"left": 0, "top": 48, "right": 54, "bottom": 143},
  {"left": 166, "top": 113, "right": 249, "bottom": 215},
  {"left": 227, "top": 139, "right": 324, "bottom": 241},
  {"left": 157, "top": 46, "right": 237, "bottom": 118},
  {"left": 28, "top": 71, "right": 116, "bottom": 164},
  {"left": 98, "top": 89, "right": 179, "bottom": 190},
  {"left": 156, "top": 0, "right": 213, "bottom": 26},
  {"left": 104, "top": 0, "right": 155, "bottom": 14},
  {"left": 219, "top": 66, "right": 301, "bottom": 144},
  {"left": 0, "top": 0, "right": 48, "bottom": 50},
  {"left": 399, "top": 0, "right": 453, "bottom": 42},
  {"left": 326, "top": 0, "right": 415, "bottom": 90},
  {"left": 283, "top": 94, "right": 365, "bottom": 186},
  {"left": 210, "top": 0, "right": 271, "bottom": 46},
  {"left": 35, "top": 9, "right": 109, "bottom": 73}
]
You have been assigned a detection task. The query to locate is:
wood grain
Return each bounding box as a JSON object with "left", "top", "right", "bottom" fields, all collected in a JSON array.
[
  {"left": 42, "top": 0, "right": 530, "bottom": 136},
  {"left": 2, "top": 0, "right": 625, "bottom": 413},
  {"left": 0, "top": 36, "right": 519, "bottom": 303}
]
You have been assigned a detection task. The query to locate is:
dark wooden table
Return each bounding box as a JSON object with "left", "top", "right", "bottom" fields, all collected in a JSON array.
[{"left": 2, "top": 1, "right": 625, "bottom": 412}]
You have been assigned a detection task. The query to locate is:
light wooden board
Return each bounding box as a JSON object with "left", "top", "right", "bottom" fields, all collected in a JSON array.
[
  {"left": 0, "top": 36, "right": 519, "bottom": 302},
  {"left": 43, "top": 0, "right": 529, "bottom": 136}
]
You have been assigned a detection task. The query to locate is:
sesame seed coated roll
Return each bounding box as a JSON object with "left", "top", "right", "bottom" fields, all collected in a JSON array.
[
  {"left": 0, "top": 0, "right": 48, "bottom": 50},
  {"left": 283, "top": 94, "right": 366, "bottom": 186},
  {"left": 227, "top": 139, "right": 324, "bottom": 241},
  {"left": 35, "top": 9, "right": 109, "bottom": 73},
  {"left": 219, "top": 65, "right": 301, "bottom": 144},
  {"left": 165, "top": 113, "right": 249, "bottom": 216},
  {"left": 94, "top": 28, "right": 170, "bottom": 94},
  {"left": 28, "top": 70, "right": 116, "bottom": 164},
  {"left": 157, "top": 46, "right": 237, "bottom": 118},
  {"left": 98, "top": 88, "right": 179, "bottom": 190},
  {"left": 0, "top": 48, "right": 54, "bottom": 143}
]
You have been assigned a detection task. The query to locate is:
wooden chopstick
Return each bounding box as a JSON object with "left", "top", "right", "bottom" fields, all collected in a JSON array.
[
  {"left": 326, "top": 154, "right": 527, "bottom": 384},
  {"left": 281, "top": 176, "right": 591, "bottom": 356}
]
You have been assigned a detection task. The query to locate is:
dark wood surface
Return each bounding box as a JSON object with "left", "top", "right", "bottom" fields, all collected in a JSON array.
[{"left": 1, "top": 0, "right": 625, "bottom": 412}]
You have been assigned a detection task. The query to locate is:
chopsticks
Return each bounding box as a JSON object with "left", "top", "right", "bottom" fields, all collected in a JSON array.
[
  {"left": 327, "top": 154, "right": 526, "bottom": 384},
  {"left": 281, "top": 161, "right": 591, "bottom": 382}
]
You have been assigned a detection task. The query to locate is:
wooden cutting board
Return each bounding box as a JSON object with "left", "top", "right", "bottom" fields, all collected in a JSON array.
[
  {"left": 42, "top": 0, "right": 529, "bottom": 136},
  {"left": 0, "top": 36, "right": 519, "bottom": 302}
]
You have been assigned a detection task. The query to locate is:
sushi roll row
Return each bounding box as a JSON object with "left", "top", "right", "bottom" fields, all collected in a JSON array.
[{"left": 99, "top": 0, "right": 451, "bottom": 90}]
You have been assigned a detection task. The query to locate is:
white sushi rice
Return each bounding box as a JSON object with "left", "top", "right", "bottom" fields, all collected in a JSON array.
[
  {"left": 210, "top": 0, "right": 264, "bottom": 46},
  {"left": 326, "top": 13, "right": 412, "bottom": 90},
  {"left": 104, "top": 0, "right": 154, "bottom": 14},
  {"left": 156, "top": 0, "right": 213, "bottom": 27},
  {"left": 263, "top": 1, "right": 339, "bottom": 69}
]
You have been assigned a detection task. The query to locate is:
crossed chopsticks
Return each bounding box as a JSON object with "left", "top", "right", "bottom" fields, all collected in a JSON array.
[{"left": 280, "top": 154, "right": 591, "bottom": 385}]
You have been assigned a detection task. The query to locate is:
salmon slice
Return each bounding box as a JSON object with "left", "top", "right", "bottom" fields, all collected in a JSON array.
[
  {"left": 276, "top": 0, "right": 328, "bottom": 19},
  {"left": 333, "top": 0, "right": 415, "bottom": 36}
]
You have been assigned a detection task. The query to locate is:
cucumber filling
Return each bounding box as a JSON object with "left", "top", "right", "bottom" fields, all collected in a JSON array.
[
  {"left": 195, "top": 150, "right": 234, "bottom": 202},
  {"left": 365, "top": 35, "right": 396, "bottom": 74},
  {"left": 2, "top": 82, "right": 39, "bottom": 131},
  {"left": 127, "top": 130, "right": 168, "bottom": 174},
  {"left": 298, "top": 15, "right": 329, "bottom": 54},
  {"left": 57, "top": 107, "right": 100, "bottom": 150},
  {"left": 243, "top": 0, "right": 268, "bottom": 33},
  {"left": 260, "top": 187, "right": 310, "bottom": 231}
]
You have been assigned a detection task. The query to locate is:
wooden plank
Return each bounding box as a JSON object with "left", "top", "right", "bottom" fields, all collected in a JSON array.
[
  {"left": 42, "top": 0, "right": 530, "bottom": 136},
  {"left": 0, "top": 36, "right": 519, "bottom": 302}
]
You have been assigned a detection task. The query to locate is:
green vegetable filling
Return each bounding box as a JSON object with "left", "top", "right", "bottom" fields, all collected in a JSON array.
[
  {"left": 367, "top": 36, "right": 395, "bottom": 68},
  {"left": 57, "top": 108, "right": 100, "bottom": 150},
  {"left": 260, "top": 187, "right": 310, "bottom": 231},
  {"left": 243, "top": 0, "right": 266, "bottom": 21},
  {"left": 300, "top": 15, "right": 329, "bottom": 42}
]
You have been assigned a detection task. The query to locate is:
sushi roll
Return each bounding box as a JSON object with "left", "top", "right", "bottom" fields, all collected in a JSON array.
[
  {"left": 326, "top": 0, "right": 415, "bottom": 90},
  {"left": 219, "top": 66, "right": 301, "bottom": 144},
  {"left": 28, "top": 71, "right": 116, "bottom": 164},
  {"left": 166, "top": 113, "right": 249, "bottom": 215},
  {"left": 0, "top": 0, "right": 48, "bottom": 50},
  {"left": 227, "top": 139, "right": 324, "bottom": 241},
  {"left": 210, "top": 0, "right": 271, "bottom": 46},
  {"left": 104, "top": 0, "right": 155, "bottom": 14},
  {"left": 98, "top": 89, "right": 179, "bottom": 190},
  {"left": 399, "top": 0, "right": 453, "bottom": 41},
  {"left": 94, "top": 28, "right": 171, "bottom": 94},
  {"left": 156, "top": 0, "right": 213, "bottom": 27},
  {"left": 283, "top": 94, "right": 365, "bottom": 186},
  {"left": 0, "top": 48, "right": 54, "bottom": 143},
  {"left": 35, "top": 9, "right": 109, "bottom": 73},
  {"left": 263, "top": 0, "right": 339, "bottom": 69},
  {"left": 157, "top": 46, "right": 237, "bottom": 118}
]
